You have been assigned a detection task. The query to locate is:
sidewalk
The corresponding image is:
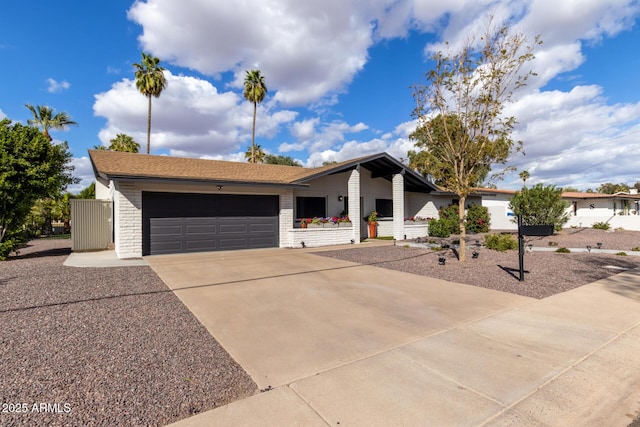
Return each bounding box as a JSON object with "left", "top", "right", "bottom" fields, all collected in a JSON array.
[{"left": 165, "top": 267, "right": 640, "bottom": 426}]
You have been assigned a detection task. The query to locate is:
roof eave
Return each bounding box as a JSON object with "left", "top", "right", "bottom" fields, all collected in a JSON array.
[{"left": 103, "top": 174, "right": 310, "bottom": 188}]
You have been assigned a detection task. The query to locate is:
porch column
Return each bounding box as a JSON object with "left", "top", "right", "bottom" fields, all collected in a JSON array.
[
  {"left": 392, "top": 172, "right": 405, "bottom": 240},
  {"left": 348, "top": 166, "right": 361, "bottom": 243},
  {"left": 279, "top": 189, "right": 294, "bottom": 248}
]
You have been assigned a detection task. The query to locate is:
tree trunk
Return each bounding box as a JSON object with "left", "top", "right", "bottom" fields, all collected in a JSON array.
[
  {"left": 459, "top": 196, "right": 466, "bottom": 262},
  {"left": 251, "top": 102, "right": 257, "bottom": 163},
  {"left": 146, "top": 95, "right": 152, "bottom": 154}
]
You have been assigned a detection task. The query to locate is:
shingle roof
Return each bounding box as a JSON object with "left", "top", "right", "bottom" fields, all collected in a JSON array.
[
  {"left": 89, "top": 150, "right": 440, "bottom": 192},
  {"left": 89, "top": 150, "right": 312, "bottom": 185}
]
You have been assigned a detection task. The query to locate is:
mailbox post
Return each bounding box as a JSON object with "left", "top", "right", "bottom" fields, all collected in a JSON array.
[{"left": 517, "top": 215, "right": 554, "bottom": 281}]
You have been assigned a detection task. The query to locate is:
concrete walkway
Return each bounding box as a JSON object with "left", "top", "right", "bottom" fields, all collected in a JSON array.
[
  {"left": 145, "top": 247, "right": 640, "bottom": 427},
  {"left": 64, "top": 250, "right": 148, "bottom": 267}
]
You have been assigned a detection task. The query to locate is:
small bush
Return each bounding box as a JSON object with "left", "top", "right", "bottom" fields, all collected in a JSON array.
[
  {"left": 631, "top": 247, "right": 640, "bottom": 252},
  {"left": 430, "top": 246, "right": 443, "bottom": 251},
  {"left": 616, "top": 252, "right": 628, "bottom": 256},
  {"left": 484, "top": 233, "right": 518, "bottom": 252},
  {"left": 428, "top": 218, "right": 452, "bottom": 238},
  {"left": 556, "top": 247, "right": 571, "bottom": 253},
  {"left": 548, "top": 241, "right": 558, "bottom": 247},
  {"left": 592, "top": 222, "right": 610, "bottom": 230}
]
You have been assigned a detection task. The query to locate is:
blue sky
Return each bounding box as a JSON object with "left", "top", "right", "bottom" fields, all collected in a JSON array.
[{"left": 1, "top": 1, "right": 639, "bottom": 193}]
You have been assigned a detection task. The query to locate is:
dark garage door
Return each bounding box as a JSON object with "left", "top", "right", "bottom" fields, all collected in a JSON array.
[{"left": 142, "top": 192, "right": 279, "bottom": 255}]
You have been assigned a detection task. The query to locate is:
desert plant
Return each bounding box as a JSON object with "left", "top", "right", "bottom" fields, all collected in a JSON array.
[
  {"left": 616, "top": 252, "right": 628, "bottom": 256},
  {"left": 592, "top": 222, "right": 610, "bottom": 230},
  {"left": 631, "top": 247, "right": 640, "bottom": 252},
  {"left": 484, "top": 233, "right": 518, "bottom": 252},
  {"left": 556, "top": 247, "right": 571, "bottom": 253}
]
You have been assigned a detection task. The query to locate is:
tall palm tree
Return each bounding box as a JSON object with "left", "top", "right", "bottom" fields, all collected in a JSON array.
[
  {"left": 133, "top": 52, "right": 167, "bottom": 154},
  {"left": 25, "top": 104, "right": 78, "bottom": 141},
  {"left": 109, "top": 133, "right": 140, "bottom": 153},
  {"left": 243, "top": 69, "right": 267, "bottom": 163},
  {"left": 244, "top": 144, "right": 265, "bottom": 163},
  {"left": 519, "top": 170, "right": 530, "bottom": 184}
]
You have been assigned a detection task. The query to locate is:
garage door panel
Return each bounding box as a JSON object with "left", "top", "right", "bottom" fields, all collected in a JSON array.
[
  {"left": 143, "top": 192, "right": 279, "bottom": 255},
  {"left": 185, "top": 224, "right": 218, "bottom": 234},
  {"left": 219, "top": 223, "right": 249, "bottom": 234},
  {"left": 186, "top": 240, "right": 218, "bottom": 251}
]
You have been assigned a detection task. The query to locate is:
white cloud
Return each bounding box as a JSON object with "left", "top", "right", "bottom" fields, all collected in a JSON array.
[
  {"left": 0, "top": 109, "right": 5, "bottom": 120},
  {"left": 47, "top": 78, "right": 71, "bottom": 94},
  {"left": 496, "top": 85, "right": 640, "bottom": 189},
  {"left": 68, "top": 156, "right": 95, "bottom": 194},
  {"left": 93, "top": 71, "right": 297, "bottom": 156},
  {"left": 116, "top": 0, "right": 640, "bottom": 192}
]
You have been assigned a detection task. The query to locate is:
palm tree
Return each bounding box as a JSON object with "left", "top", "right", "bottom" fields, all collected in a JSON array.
[
  {"left": 243, "top": 69, "right": 267, "bottom": 163},
  {"left": 25, "top": 104, "right": 78, "bottom": 141},
  {"left": 244, "top": 144, "right": 265, "bottom": 163},
  {"left": 519, "top": 170, "right": 530, "bottom": 184},
  {"left": 133, "top": 52, "right": 167, "bottom": 154},
  {"left": 109, "top": 134, "right": 140, "bottom": 153}
]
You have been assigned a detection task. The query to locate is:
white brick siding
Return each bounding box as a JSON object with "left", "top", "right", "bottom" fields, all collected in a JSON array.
[
  {"left": 114, "top": 181, "right": 142, "bottom": 258},
  {"left": 289, "top": 226, "right": 355, "bottom": 248},
  {"left": 392, "top": 173, "right": 405, "bottom": 240}
]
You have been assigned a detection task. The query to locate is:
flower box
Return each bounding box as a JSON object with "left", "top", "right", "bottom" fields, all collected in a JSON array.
[{"left": 338, "top": 221, "right": 352, "bottom": 227}]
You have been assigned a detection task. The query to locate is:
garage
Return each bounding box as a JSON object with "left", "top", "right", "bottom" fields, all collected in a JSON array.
[{"left": 142, "top": 192, "right": 279, "bottom": 255}]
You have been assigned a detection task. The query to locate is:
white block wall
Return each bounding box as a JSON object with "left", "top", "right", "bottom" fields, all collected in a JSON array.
[
  {"left": 279, "top": 189, "right": 294, "bottom": 248},
  {"left": 392, "top": 173, "right": 405, "bottom": 240},
  {"left": 348, "top": 168, "right": 361, "bottom": 243},
  {"left": 288, "top": 227, "right": 355, "bottom": 248},
  {"left": 114, "top": 181, "right": 142, "bottom": 258}
]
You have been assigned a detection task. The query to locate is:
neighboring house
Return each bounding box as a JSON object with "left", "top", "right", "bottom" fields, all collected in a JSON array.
[
  {"left": 476, "top": 188, "right": 640, "bottom": 231},
  {"left": 88, "top": 150, "right": 446, "bottom": 258}
]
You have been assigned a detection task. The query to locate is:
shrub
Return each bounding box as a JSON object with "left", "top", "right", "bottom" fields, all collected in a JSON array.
[
  {"left": 632, "top": 247, "right": 640, "bottom": 252},
  {"left": 592, "top": 222, "right": 610, "bottom": 230},
  {"left": 509, "top": 184, "right": 569, "bottom": 231},
  {"left": 616, "top": 252, "right": 628, "bottom": 256},
  {"left": 466, "top": 204, "right": 491, "bottom": 233},
  {"left": 556, "top": 247, "right": 571, "bottom": 253},
  {"left": 484, "top": 233, "right": 518, "bottom": 252},
  {"left": 428, "top": 218, "right": 453, "bottom": 237}
]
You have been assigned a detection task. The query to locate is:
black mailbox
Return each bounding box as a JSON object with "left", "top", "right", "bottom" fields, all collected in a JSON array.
[{"left": 519, "top": 225, "right": 554, "bottom": 236}]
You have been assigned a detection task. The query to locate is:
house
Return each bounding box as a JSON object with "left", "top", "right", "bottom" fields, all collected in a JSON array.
[
  {"left": 88, "top": 150, "right": 444, "bottom": 258},
  {"left": 476, "top": 188, "right": 640, "bottom": 231}
]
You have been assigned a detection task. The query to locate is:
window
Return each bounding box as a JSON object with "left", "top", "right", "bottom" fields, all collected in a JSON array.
[
  {"left": 296, "top": 197, "right": 326, "bottom": 218},
  {"left": 375, "top": 199, "right": 393, "bottom": 217}
]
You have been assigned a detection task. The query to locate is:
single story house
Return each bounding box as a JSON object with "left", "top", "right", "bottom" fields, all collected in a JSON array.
[
  {"left": 88, "top": 150, "right": 450, "bottom": 258},
  {"left": 476, "top": 188, "right": 640, "bottom": 231}
]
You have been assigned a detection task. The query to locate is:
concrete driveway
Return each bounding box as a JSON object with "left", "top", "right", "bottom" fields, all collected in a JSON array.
[{"left": 148, "top": 245, "right": 640, "bottom": 426}]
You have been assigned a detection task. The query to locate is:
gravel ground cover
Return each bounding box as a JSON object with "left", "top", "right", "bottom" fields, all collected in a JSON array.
[
  {"left": 317, "top": 228, "right": 640, "bottom": 299},
  {"left": 0, "top": 239, "right": 256, "bottom": 427}
]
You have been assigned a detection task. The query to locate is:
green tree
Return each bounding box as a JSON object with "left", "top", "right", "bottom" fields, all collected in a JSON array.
[
  {"left": 109, "top": 133, "right": 140, "bottom": 153},
  {"left": 409, "top": 114, "right": 494, "bottom": 186},
  {"left": 509, "top": 184, "right": 569, "bottom": 231},
  {"left": 75, "top": 182, "right": 96, "bottom": 199},
  {"left": 244, "top": 144, "right": 265, "bottom": 163},
  {"left": 411, "top": 21, "right": 539, "bottom": 261},
  {"left": 243, "top": 69, "right": 268, "bottom": 163},
  {"left": 25, "top": 104, "right": 77, "bottom": 141},
  {"left": 0, "top": 119, "right": 74, "bottom": 258},
  {"left": 519, "top": 170, "right": 530, "bottom": 184},
  {"left": 264, "top": 154, "right": 302, "bottom": 166},
  {"left": 597, "top": 182, "right": 629, "bottom": 194},
  {"left": 134, "top": 52, "right": 167, "bottom": 154},
  {"left": 561, "top": 186, "right": 580, "bottom": 193}
]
